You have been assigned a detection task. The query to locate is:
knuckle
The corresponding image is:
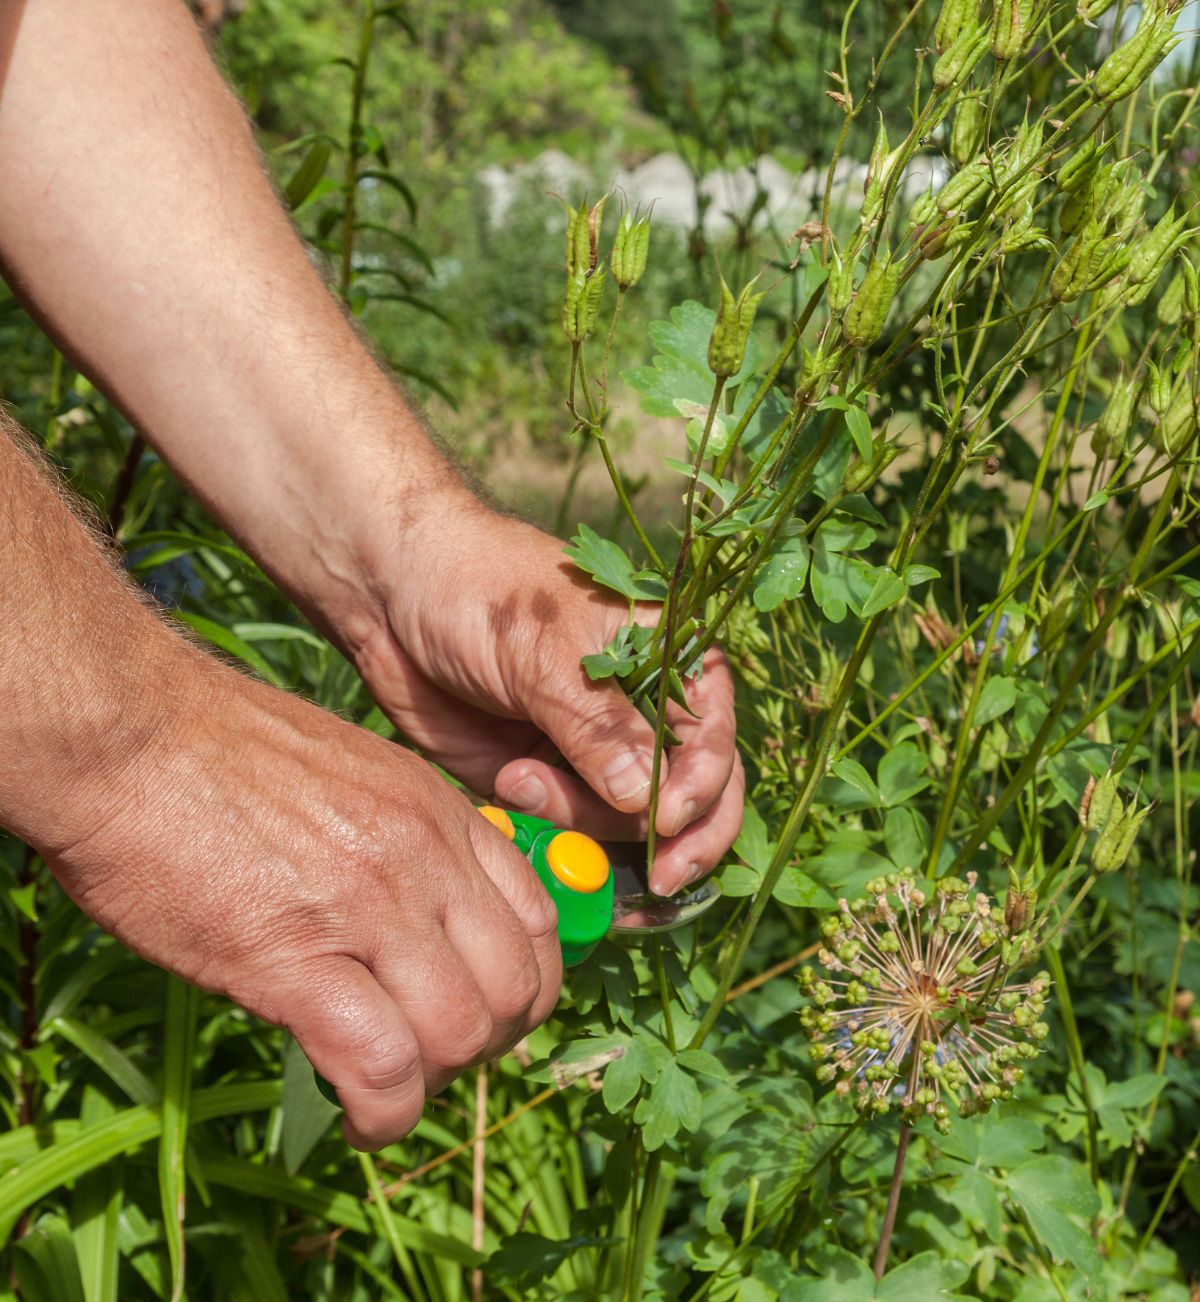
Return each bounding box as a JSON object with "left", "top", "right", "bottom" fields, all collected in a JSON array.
[
  {"left": 351, "top": 1027, "right": 424, "bottom": 1092},
  {"left": 492, "top": 949, "right": 542, "bottom": 1024}
]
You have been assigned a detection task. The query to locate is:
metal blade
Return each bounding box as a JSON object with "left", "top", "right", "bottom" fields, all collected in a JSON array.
[{"left": 604, "top": 841, "right": 721, "bottom": 936}]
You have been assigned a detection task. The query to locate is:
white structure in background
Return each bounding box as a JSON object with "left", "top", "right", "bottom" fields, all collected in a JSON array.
[{"left": 481, "top": 148, "right": 948, "bottom": 236}]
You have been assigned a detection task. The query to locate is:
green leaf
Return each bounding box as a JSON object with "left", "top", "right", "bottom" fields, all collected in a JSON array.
[
  {"left": 0, "top": 1084, "right": 281, "bottom": 1244},
  {"left": 876, "top": 1251, "right": 971, "bottom": 1301},
  {"left": 358, "top": 169, "right": 417, "bottom": 220},
  {"left": 7, "top": 882, "right": 37, "bottom": 922},
  {"left": 72, "top": 1090, "right": 122, "bottom": 1302},
  {"left": 859, "top": 567, "right": 907, "bottom": 618},
  {"left": 877, "top": 742, "right": 931, "bottom": 806},
  {"left": 158, "top": 977, "right": 197, "bottom": 1298},
  {"left": 1004, "top": 1156, "right": 1102, "bottom": 1280},
  {"left": 831, "top": 758, "right": 881, "bottom": 806},
  {"left": 636, "top": 1061, "right": 702, "bottom": 1150},
  {"left": 1083, "top": 489, "right": 1110, "bottom": 511},
  {"left": 733, "top": 804, "right": 775, "bottom": 872},
  {"left": 719, "top": 863, "right": 762, "bottom": 897},
  {"left": 772, "top": 867, "right": 835, "bottom": 909},
  {"left": 12, "top": 1215, "right": 87, "bottom": 1302},
  {"left": 884, "top": 806, "right": 928, "bottom": 870},
  {"left": 563, "top": 525, "right": 665, "bottom": 601},
  {"left": 844, "top": 405, "right": 873, "bottom": 461},
  {"left": 601, "top": 1033, "right": 666, "bottom": 1113},
  {"left": 280, "top": 1036, "right": 339, "bottom": 1176},
  {"left": 283, "top": 138, "right": 331, "bottom": 211},
  {"left": 196, "top": 1154, "right": 481, "bottom": 1264},
  {"left": 753, "top": 537, "right": 811, "bottom": 611},
  {"left": 974, "top": 675, "right": 1018, "bottom": 727},
  {"left": 903, "top": 564, "right": 941, "bottom": 586},
  {"left": 45, "top": 1018, "right": 156, "bottom": 1107},
  {"left": 176, "top": 614, "right": 283, "bottom": 687}
]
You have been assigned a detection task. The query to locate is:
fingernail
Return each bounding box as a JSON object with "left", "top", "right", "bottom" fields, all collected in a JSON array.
[
  {"left": 603, "top": 751, "right": 653, "bottom": 806},
  {"left": 649, "top": 862, "right": 701, "bottom": 899},
  {"left": 505, "top": 775, "right": 546, "bottom": 811},
  {"left": 668, "top": 799, "right": 698, "bottom": 838},
  {"left": 684, "top": 862, "right": 703, "bottom": 888}
]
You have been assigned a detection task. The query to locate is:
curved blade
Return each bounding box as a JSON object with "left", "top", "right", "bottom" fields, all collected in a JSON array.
[{"left": 604, "top": 841, "right": 721, "bottom": 936}]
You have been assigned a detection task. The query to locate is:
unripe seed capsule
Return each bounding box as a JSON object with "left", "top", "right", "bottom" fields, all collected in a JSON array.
[
  {"left": 991, "top": 0, "right": 1034, "bottom": 60},
  {"left": 843, "top": 253, "right": 898, "bottom": 349},
  {"left": 707, "top": 275, "right": 764, "bottom": 378},
  {"left": 933, "top": 21, "right": 990, "bottom": 89},
  {"left": 950, "top": 96, "right": 986, "bottom": 165},
  {"left": 933, "top": 0, "right": 980, "bottom": 53},
  {"left": 611, "top": 211, "right": 651, "bottom": 290}
]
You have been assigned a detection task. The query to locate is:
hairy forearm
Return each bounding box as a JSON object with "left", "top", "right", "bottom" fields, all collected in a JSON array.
[
  {"left": 0, "top": 422, "right": 188, "bottom": 852},
  {"left": 0, "top": 0, "right": 463, "bottom": 653}
]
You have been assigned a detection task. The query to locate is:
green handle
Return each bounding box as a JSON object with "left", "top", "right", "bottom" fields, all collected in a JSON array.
[{"left": 314, "top": 808, "right": 613, "bottom": 1107}]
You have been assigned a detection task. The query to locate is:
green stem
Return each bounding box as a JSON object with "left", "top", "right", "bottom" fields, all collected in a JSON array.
[{"left": 1045, "top": 946, "right": 1100, "bottom": 1185}]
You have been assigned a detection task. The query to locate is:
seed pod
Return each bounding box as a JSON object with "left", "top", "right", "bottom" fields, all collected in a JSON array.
[
  {"left": 707, "top": 275, "right": 764, "bottom": 378},
  {"left": 1078, "top": 0, "right": 1118, "bottom": 18},
  {"left": 1181, "top": 255, "right": 1200, "bottom": 322},
  {"left": 564, "top": 196, "right": 605, "bottom": 279},
  {"left": 991, "top": 0, "right": 1034, "bottom": 60},
  {"left": 932, "top": 20, "right": 991, "bottom": 89},
  {"left": 908, "top": 189, "right": 938, "bottom": 229},
  {"left": 795, "top": 342, "right": 837, "bottom": 406},
  {"left": 1154, "top": 376, "right": 1199, "bottom": 457},
  {"left": 827, "top": 250, "right": 856, "bottom": 314},
  {"left": 1051, "top": 220, "right": 1102, "bottom": 302},
  {"left": 1148, "top": 362, "right": 1172, "bottom": 416},
  {"left": 999, "top": 211, "right": 1051, "bottom": 254},
  {"left": 611, "top": 211, "right": 651, "bottom": 290},
  {"left": 1094, "top": 3, "right": 1180, "bottom": 105},
  {"left": 1091, "top": 371, "right": 1137, "bottom": 456},
  {"left": 1057, "top": 138, "right": 1108, "bottom": 194},
  {"left": 1157, "top": 270, "right": 1185, "bottom": 325},
  {"left": 1059, "top": 179, "right": 1096, "bottom": 236},
  {"left": 936, "top": 159, "right": 990, "bottom": 216},
  {"left": 843, "top": 253, "right": 898, "bottom": 349},
  {"left": 1093, "top": 801, "right": 1152, "bottom": 873},
  {"left": 862, "top": 140, "right": 904, "bottom": 228},
  {"left": 562, "top": 265, "right": 607, "bottom": 342},
  {"left": 1004, "top": 867, "right": 1037, "bottom": 934},
  {"left": 1127, "top": 206, "right": 1190, "bottom": 290},
  {"left": 1080, "top": 770, "right": 1120, "bottom": 832},
  {"left": 950, "top": 96, "right": 986, "bottom": 165},
  {"left": 934, "top": 0, "right": 980, "bottom": 52}
]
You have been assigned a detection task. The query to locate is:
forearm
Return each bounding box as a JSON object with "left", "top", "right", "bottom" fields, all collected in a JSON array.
[
  {"left": 0, "top": 421, "right": 189, "bottom": 853},
  {"left": 0, "top": 0, "right": 461, "bottom": 652}
]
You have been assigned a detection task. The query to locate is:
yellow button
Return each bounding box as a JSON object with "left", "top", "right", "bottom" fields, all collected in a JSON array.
[
  {"left": 478, "top": 806, "right": 516, "bottom": 840},
  {"left": 546, "top": 831, "right": 610, "bottom": 893}
]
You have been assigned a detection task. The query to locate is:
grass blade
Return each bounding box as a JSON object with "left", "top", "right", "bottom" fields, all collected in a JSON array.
[{"left": 158, "top": 977, "right": 197, "bottom": 1302}]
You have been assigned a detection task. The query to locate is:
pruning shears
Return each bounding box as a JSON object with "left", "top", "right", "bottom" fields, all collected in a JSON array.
[{"left": 313, "top": 803, "right": 719, "bottom": 1105}]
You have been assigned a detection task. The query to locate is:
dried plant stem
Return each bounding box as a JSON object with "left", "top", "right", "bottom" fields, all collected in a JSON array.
[{"left": 872, "top": 1121, "right": 913, "bottom": 1280}]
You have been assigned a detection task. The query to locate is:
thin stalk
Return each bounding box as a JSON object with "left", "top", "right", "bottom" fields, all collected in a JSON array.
[
  {"left": 872, "top": 1122, "right": 913, "bottom": 1280},
  {"left": 1045, "top": 945, "right": 1100, "bottom": 1184},
  {"left": 339, "top": 1, "right": 375, "bottom": 303},
  {"left": 1137, "top": 1119, "right": 1200, "bottom": 1257}
]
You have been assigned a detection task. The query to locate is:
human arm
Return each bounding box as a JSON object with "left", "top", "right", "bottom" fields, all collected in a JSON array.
[
  {"left": 0, "top": 422, "right": 560, "bottom": 1149},
  {"left": 0, "top": 0, "right": 744, "bottom": 889}
]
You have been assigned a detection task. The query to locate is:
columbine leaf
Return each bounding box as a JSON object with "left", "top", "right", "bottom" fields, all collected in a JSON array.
[{"left": 564, "top": 525, "right": 664, "bottom": 601}]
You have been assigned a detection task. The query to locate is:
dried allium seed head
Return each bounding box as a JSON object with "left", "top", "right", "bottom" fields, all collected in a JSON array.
[{"left": 798, "top": 871, "right": 1047, "bottom": 1133}]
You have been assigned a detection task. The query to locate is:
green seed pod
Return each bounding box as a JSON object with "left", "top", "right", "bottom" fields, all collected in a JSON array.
[
  {"left": 1127, "top": 205, "right": 1190, "bottom": 289},
  {"left": 610, "top": 211, "right": 651, "bottom": 290},
  {"left": 1148, "top": 362, "right": 1173, "bottom": 416},
  {"left": 1078, "top": 0, "right": 1118, "bottom": 17},
  {"left": 936, "top": 159, "right": 990, "bottom": 216},
  {"left": 1093, "top": 3, "right": 1180, "bottom": 105},
  {"left": 1051, "top": 221, "right": 1101, "bottom": 302},
  {"left": 934, "top": 0, "right": 980, "bottom": 52},
  {"left": 1059, "top": 181, "right": 1095, "bottom": 237},
  {"left": 1004, "top": 867, "right": 1037, "bottom": 934},
  {"left": 1092, "top": 801, "right": 1152, "bottom": 873},
  {"left": 1154, "top": 376, "right": 1199, "bottom": 457},
  {"left": 1080, "top": 770, "right": 1119, "bottom": 831},
  {"left": 707, "top": 275, "right": 764, "bottom": 378},
  {"left": 795, "top": 341, "right": 838, "bottom": 406},
  {"left": 991, "top": 0, "right": 1034, "bottom": 60},
  {"left": 933, "top": 20, "right": 991, "bottom": 89},
  {"left": 1158, "top": 269, "right": 1185, "bottom": 325},
  {"left": 1181, "top": 255, "right": 1200, "bottom": 322},
  {"left": 1091, "top": 370, "right": 1137, "bottom": 455},
  {"left": 562, "top": 265, "right": 607, "bottom": 342},
  {"left": 842, "top": 253, "right": 898, "bottom": 349},
  {"left": 999, "top": 211, "right": 1051, "bottom": 254},
  {"left": 827, "top": 249, "right": 856, "bottom": 314},
  {"left": 1057, "top": 137, "right": 1108, "bottom": 194},
  {"left": 950, "top": 96, "right": 986, "bottom": 165},
  {"left": 908, "top": 189, "right": 938, "bottom": 229}
]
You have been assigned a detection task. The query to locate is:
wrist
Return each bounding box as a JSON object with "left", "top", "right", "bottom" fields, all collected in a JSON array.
[{"left": 3, "top": 610, "right": 199, "bottom": 858}]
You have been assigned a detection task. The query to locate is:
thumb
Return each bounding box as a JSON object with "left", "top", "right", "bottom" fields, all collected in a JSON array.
[{"left": 525, "top": 674, "right": 667, "bottom": 813}]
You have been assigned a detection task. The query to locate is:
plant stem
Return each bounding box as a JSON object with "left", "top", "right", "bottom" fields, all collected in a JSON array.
[{"left": 872, "top": 1122, "right": 913, "bottom": 1280}]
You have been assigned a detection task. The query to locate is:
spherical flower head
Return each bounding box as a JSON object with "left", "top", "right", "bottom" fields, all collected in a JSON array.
[{"left": 798, "top": 870, "right": 1048, "bottom": 1134}]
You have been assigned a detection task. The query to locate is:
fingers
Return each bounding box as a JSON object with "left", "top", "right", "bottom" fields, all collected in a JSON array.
[
  {"left": 653, "top": 649, "right": 738, "bottom": 840},
  {"left": 522, "top": 672, "right": 666, "bottom": 815},
  {"left": 283, "top": 957, "right": 426, "bottom": 1151},
  {"left": 495, "top": 648, "right": 741, "bottom": 886},
  {"left": 465, "top": 814, "right": 563, "bottom": 1034},
  {"left": 650, "top": 750, "right": 746, "bottom": 897}
]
